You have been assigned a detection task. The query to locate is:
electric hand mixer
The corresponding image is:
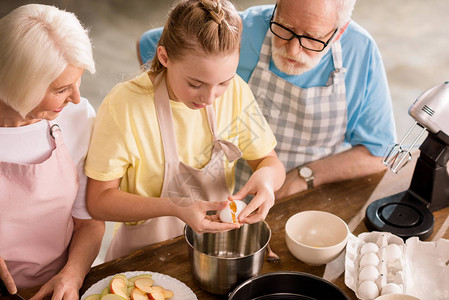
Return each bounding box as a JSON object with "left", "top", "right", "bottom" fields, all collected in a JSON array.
[{"left": 365, "top": 81, "right": 449, "bottom": 240}]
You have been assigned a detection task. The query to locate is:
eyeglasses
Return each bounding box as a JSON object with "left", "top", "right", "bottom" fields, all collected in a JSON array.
[{"left": 269, "top": 5, "right": 338, "bottom": 52}]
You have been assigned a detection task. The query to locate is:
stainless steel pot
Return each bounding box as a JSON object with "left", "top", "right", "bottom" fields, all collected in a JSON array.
[{"left": 184, "top": 221, "right": 271, "bottom": 295}]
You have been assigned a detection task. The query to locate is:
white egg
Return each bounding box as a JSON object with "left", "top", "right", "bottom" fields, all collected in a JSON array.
[
  {"left": 386, "top": 243, "right": 403, "bottom": 262},
  {"left": 360, "top": 252, "right": 380, "bottom": 268},
  {"left": 359, "top": 265, "right": 380, "bottom": 282},
  {"left": 219, "top": 200, "right": 247, "bottom": 223},
  {"left": 381, "top": 283, "right": 403, "bottom": 295},
  {"left": 360, "top": 242, "right": 379, "bottom": 255},
  {"left": 358, "top": 280, "right": 379, "bottom": 300}
]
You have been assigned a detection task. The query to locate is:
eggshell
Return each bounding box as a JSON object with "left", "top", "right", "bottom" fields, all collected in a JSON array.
[
  {"left": 219, "top": 200, "right": 247, "bottom": 223},
  {"left": 358, "top": 280, "right": 379, "bottom": 299},
  {"left": 381, "top": 283, "right": 403, "bottom": 295},
  {"left": 360, "top": 252, "right": 380, "bottom": 268},
  {"left": 386, "top": 243, "right": 402, "bottom": 263},
  {"left": 359, "top": 265, "right": 380, "bottom": 282},
  {"left": 360, "top": 242, "right": 379, "bottom": 255}
]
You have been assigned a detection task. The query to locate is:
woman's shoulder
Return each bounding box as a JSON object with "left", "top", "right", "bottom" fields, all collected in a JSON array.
[
  {"left": 55, "top": 97, "right": 96, "bottom": 162},
  {"left": 57, "top": 97, "right": 95, "bottom": 126},
  {"left": 55, "top": 97, "right": 95, "bottom": 141}
]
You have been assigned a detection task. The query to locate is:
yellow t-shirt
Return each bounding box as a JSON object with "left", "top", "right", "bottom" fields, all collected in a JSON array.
[{"left": 85, "top": 72, "right": 276, "bottom": 196}]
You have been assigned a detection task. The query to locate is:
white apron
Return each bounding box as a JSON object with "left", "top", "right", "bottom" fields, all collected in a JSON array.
[
  {"left": 0, "top": 122, "right": 77, "bottom": 289},
  {"left": 235, "top": 31, "right": 348, "bottom": 191},
  {"left": 105, "top": 74, "right": 242, "bottom": 260}
]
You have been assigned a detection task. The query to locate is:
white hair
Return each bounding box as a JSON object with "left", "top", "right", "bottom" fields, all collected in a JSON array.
[
  {"left": 335, "top": 0, "right": 357, "bottom": 28},
  {"left": 277, "top": 0, "right": 356, "bottom": 28},
  {"left": 0, "top": 4, "right": 95, "bottom": 117}
]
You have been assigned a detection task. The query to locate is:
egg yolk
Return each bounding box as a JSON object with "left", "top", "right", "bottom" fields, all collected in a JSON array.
[{"left": 229, "top": 201, "right": 237, "bottom": 223}]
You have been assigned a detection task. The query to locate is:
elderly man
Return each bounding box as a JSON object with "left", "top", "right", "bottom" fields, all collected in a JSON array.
[{"left": 137, "top": 0, "right": 396, "bottom": 199}]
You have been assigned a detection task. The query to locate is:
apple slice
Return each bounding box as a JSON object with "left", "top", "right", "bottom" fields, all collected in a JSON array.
[
  {"left": 134, "top": 278, "right": 154, "bottom": 293},
  {"left": 85, "top": 294, "right": 101, "bottom": 300},
  {"left": 148, "top": 287, "right": 167, "bottom": 300},
  {"left": 111, "top": 274, "right": 129, "bottom": 287},
  {"left": 100, "top": 295, "right": 128, "bottom": 300},
  {"left": 128, "top": 274, "right": 153, "bottom": 285},
  {"left": 162, "top": 289, "right": 173, "bottom": 298},
  {"left": 151, "top": 285, "right": 173, "bottom": 298},
  {"left": 148, "top": 291, "right": 163, "bottom": 300},
  {"left": 130, "top": 287, "right": 149, "bottom": 300},
  {"left": 127, "top": 286, "right": 134, "bottom": 295},
  {"left": 109, "top": 275, "right": 130, "bottom": 300},
  {"left": 100, "top": 287, "right": 109, "bottom": 299}
]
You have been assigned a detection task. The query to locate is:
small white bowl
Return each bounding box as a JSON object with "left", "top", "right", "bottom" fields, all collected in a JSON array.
[{"left": 285, "top": 210, "right": 349, "bottom": 266}]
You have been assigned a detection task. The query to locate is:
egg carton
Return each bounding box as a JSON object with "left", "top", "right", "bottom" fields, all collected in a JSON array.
[{"left": 344, "top": 231, "right": 449, "bottom": 300}]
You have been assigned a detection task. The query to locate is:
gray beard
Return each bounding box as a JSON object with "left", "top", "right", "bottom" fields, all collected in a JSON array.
[{"left": 271, "top": 36, "right": 331, "bottom": 75}]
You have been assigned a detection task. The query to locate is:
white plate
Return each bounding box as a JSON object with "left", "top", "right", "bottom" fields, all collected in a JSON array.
[{"left": 81, "top": 271, "right": 197, "bottom": 300}]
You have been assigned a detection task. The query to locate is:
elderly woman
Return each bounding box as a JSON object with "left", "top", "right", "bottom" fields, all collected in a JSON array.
[{"left": 0, "top": 4, "right": 104, "bottom": 299}]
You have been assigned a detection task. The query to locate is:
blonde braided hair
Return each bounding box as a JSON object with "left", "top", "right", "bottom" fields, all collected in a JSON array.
[
  {"left": 199, "top": 0, "right": 224, "bottom": 24},
  {"left": 149, "top": 0, "right": 242, "bottom": 75}
]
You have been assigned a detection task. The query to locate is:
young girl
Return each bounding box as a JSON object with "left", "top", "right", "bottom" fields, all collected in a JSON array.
[{"left": 85, "top": 0, "right": 285, "bottom": 260}]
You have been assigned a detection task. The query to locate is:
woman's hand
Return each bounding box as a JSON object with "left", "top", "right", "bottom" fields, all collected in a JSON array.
[
  {"left": 29, "top": 268, "right": 83, "bottom": 300},
  {"left": 30, "top": 218, "right": 104, "bottom": 300},
  {"left": 176, "top": 200, "right": 240, "bottom": 233},
  {"left": 0, "top": 257, "right": 17, "bottom": 295}
]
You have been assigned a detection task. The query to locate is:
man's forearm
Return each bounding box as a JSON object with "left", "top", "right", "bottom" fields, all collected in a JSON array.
[
  {"left": 275, "top": 145, "right": 387, "bottom": 199},
  {"left": 307, "top": 145, "right": 387, "bottom": 187}
]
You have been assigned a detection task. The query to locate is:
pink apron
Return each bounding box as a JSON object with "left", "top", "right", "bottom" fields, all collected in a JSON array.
[
  {"left": 105, "top": 74, "right": 242, "bottom": 260},
  {"left": 0, "top": 122, "right": 77, "bottom": 289}
]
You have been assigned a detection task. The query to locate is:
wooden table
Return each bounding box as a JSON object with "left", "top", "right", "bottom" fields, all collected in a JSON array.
[{"left": 20, "top": 156, "right": 449, "bottom": 299}]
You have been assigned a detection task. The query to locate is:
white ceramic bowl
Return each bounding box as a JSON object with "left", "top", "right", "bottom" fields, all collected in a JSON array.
[{"left": 285, "top": 210, "right": 349, "bottom": 266}]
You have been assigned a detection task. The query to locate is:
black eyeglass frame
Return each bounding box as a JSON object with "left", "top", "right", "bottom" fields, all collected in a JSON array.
[{"left": 269, "top": 4, "right": 338, "bottom": 52}]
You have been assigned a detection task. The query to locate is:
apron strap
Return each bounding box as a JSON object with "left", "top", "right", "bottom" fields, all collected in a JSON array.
[
  {"left": 258, "top": 30, "right": 274, "bottom": 70},
  {"left": 330, "top": 40, "right": 343, "bottom": 71},
  {"left": 154, "top": 73, "right": 180, "bottom": 163},
  {"left": 48, "top": 120, "right": 63, "bottom": 147},
  {"left": 205, "top": 105, "right": 242, "bottom": 163},
  {"left": 327, "top": 40, "right": 346, "bottom": 87}
]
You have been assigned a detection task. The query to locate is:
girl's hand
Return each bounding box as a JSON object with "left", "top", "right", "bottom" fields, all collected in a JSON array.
[
  {"left": 232, "top": 150, "right": 284, "bottom": 224},
  {"left": 0, "top": 257, "right": 17, "bottom": 295},
  {"left": 229, "top": 169, "right": 275, "bottom": 224},
  {"left": 29, "top": 268, "right": 83, "bottom": 300},
  {"left": 177, "top": 200, "right": 240, "bottom": 233}
]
